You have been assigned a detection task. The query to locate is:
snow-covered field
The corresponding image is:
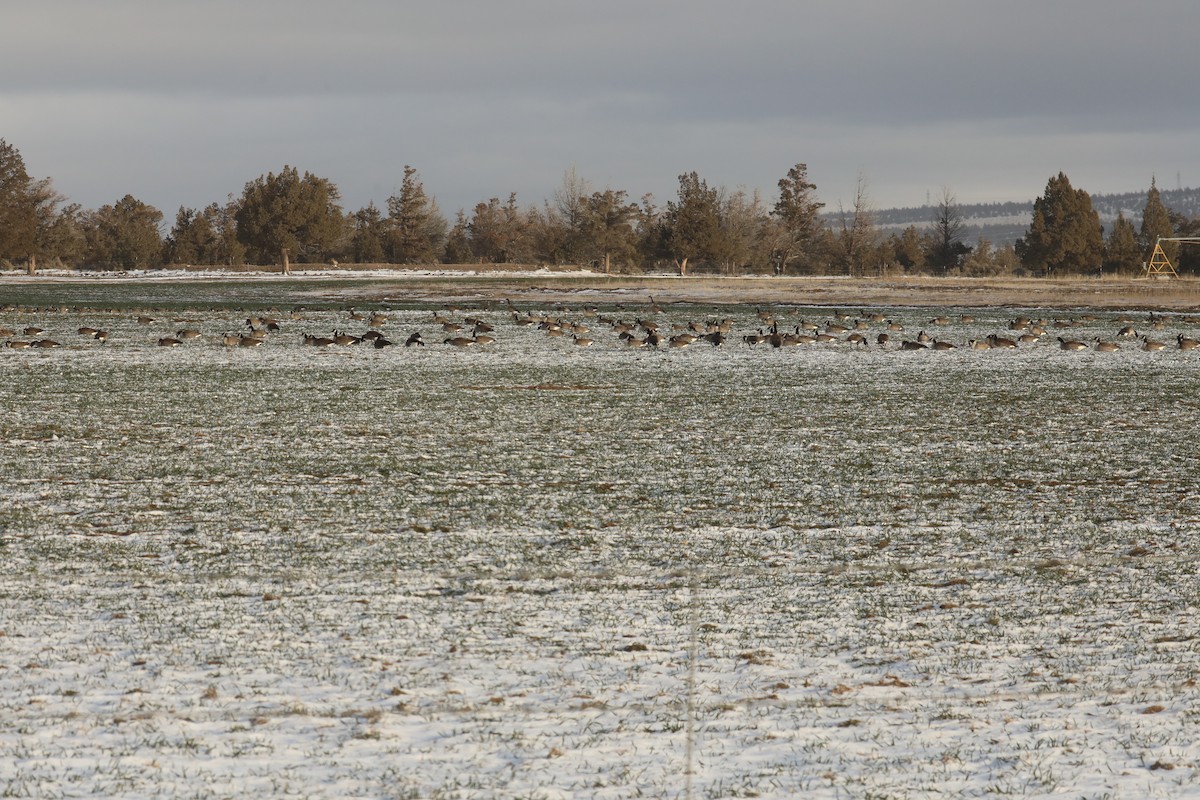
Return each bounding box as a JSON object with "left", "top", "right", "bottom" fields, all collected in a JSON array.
[{"left": 2, "top": 289, "right": 1200, "bottom": 798}]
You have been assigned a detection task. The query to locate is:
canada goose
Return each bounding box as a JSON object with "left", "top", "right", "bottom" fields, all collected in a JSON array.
[
  {"left": 332, "top": 331, "right": 360, "bottom": 346},
  {"left": 305, "top": 334, "right": 335, "bottom": 347},
  {"left": 1018, "top": 333, "right": 1041, "bottom": 344},
  {"left": 900, "top": 340, "right": 928, "bottom": 350},
  {"left": 611, "top": 321, "right": 634, "bottom": 335},
  {"left": 1057, "top": 337, "right": 1087, "bottom": 351},
  {"left": 93, "top": 330, "right": 109, "bottom": 343},
  {"left": 987, "top": 334, "right": 1018, "bottom": 349},
  {"left": 703, "top": 331, "right": 726, "bottom": 346},
  {"left": 444, "top": 336, "right": 476, "bottom": 347},
  {"left": 432, "top": 312, "right": 451, "bottom": 325},
  {"left": 473, "top": 333, "right": 496, "bottom": 345},
  {"left": 886, "top": 320, "right": 904, "bottom": 332},
  {"left": 573, "top": 335, "right": 594, "bottom": 347},
  {"left": 360, "top": 330, "right": 384, "bottom": 342},
  {"left": 237, "top": 334, "right": 264, "bottom": 347},
  {"left": 1142, "top": 337, "right": 1166, "bottom": 351},
  {"left": 932, "top": 340, "right": 957, "bottom": 350},
  {"left": 544, "top": 325, "right": 566, "bottom": 337},
  {"left": 373, "top": 336, "right": 394, "bottom": 348},
  {"left": 0, "top": 328, "right": 13, "bottom": 337},
  {"left": 349, "top": 309, "right": 367, "bottom": 321},
  {"left": 648, "top": 295, "right": 664, "bottom": 313},
  {"left": 512, "top": 313, "right": 537, "bottom": 326},
  {"left": 1117, "top": 326, "right": 1137, "bottom": 337},
  {"left": 405, "top": 332, "right": 425, "bottom": 347},
  {"left": 626, "top": 335, "right": 648, "bottom": 348},
  {"left": 222, "top": 332, "right": 240, "bottom": 347},
  {"left": 744, "top": 331, "right": 768, "bottom": 346},
  {"left": 442, "top": 321, "right": 463, "bottom": 333},
  {"left": 157, "top": 336, "right": 182, "bottom": 347},
  {"left": 916, "top": 330, "right": 932, "bottom": 343},
  {"left": 930, "top": 316, "right": 951, "bottom": 326},
  {"left": 815, "top": 333, "right": 838, "bottom": 343},
  {"left": 645, "top": 331, "right": 665, "bottom": 348},
  {"left": 959, "top": 314, "right": 976, "bottom": 324},
  {"left": 369, "top": 313, "right": 388, "bottom": 328},
  {"left": 136, "top": 316, "right": 154, "bottom": 325},
  {"left": 967, "top": 339, "right": 991, "bottom": 350},
  {"left": 1009, "top": 317, "right": 1031, "bottom": 331},
  {"left": 6, "top": 340, "right": 31, "bottom": 349},
  {"left": 77, "top": 326, "right": 98, "bottom": 336},
  {"left": 876, "top": 333, "right": 890, "bottom": 346},
  {"left": 244, "top": 328, "right": 268, "bottom": 341},
  {"left": 637, "top": 319, "right": 659, "bottom": 333},
  {"left": 670, "top": 333, "right": 697, "bottom": 348},
  {"left": 846, "top": 332, "right": 867, "bottom": 345},
  {"left": 826, "top": 323, "right": 850, "bottom": 334},
  {"left": 1094, "top": 339, "right": 1120, "bottom": 352},
  {"left": 473, "top": 321, "right": 494, "bottom": 334},
  {"left": 23, "top": 326, "right": 44, "bottom": 336},
  {"left": 797, "top": 319, "right": 819, "bottom": 331},
  {"left": 176, "top": 329, "right": 201, "bottom": 340},
  {"left": 1177, "top": 334, "right": 1200, "bottom": 351}
]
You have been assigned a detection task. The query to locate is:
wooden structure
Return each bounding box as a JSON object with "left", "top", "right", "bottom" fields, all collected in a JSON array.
[{"left": 1143, "top": 237, "right": 1200, "bottom": 278}]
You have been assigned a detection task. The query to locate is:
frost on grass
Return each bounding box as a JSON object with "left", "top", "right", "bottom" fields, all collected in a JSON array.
[{"left": 2, "top": 300, "right": 1200, "bottom": 797}]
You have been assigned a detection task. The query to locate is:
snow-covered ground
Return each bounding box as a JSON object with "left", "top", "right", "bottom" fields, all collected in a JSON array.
[{"left": 2, "top": 297, "right": 1199, "bottom": 798}]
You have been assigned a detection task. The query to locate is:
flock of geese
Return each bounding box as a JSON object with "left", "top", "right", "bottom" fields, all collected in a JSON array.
[{"left": 3, "top": 300, "right": 1200, "bottom": 354}]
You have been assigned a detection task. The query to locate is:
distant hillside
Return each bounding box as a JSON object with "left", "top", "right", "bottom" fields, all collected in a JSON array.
[{"left": 848, "top": 187, "right": 1200, "bottom": 247}]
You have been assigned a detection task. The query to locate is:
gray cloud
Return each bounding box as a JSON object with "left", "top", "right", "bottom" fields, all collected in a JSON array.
[{"left": 4, "top": 0, "right": 1198, "bottom": 221}]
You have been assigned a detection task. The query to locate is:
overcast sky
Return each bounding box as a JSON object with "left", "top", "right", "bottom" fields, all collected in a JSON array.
[{"left": 3, "top": 0, "right": 1197, "bottom": 223}]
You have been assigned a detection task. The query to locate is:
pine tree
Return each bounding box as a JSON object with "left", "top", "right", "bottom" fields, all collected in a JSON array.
[
  {"left": 770, "top": 163, "right": 824, "bottom": 274},
  {"left": 1103, "top": 212, "right": 1142, "bottom": 274},
  {"left": 665, "top": 172, "right": 722, "bottom": 274},
  {"left": 1139, "top": 177, "right": 1176, "bottom": 263},
  {"left": 350, "top": 203, "right": 386, "bottom": 263},
  {"left": 1015, "top": 172, "right": 1103, "bottom": 275},
  {"left": 385, "top": 166, "right": 446, "bottom": 263},
  {"left": 442, "top": 210, "right": 473, "bottom": 264}
]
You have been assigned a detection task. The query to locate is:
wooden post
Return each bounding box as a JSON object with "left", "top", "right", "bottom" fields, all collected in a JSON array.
[
  {"left": 27, "top": 254, "right": 37, "bottom": 276},
  {"left": 281, "top": 247, "right": 291, "bottom": 275},
  {"left": 604, "top": 252, "right": 611, "bottom": 275}
]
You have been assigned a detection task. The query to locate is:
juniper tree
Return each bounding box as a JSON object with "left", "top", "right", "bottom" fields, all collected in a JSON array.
[
  {"left": 83, "top": 195, "right": 164, "bottom": 269},
  {"left": 1015, "top": 172, "right": 1103, "bottom": 275},
  {"left": 235, "top": 166, "right": 344, "bottom": 271}
]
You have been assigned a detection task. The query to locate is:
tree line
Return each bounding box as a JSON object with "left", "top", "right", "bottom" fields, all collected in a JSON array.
[{"left": 1, "top": 138, "right": 1196, "bottom": 276}]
